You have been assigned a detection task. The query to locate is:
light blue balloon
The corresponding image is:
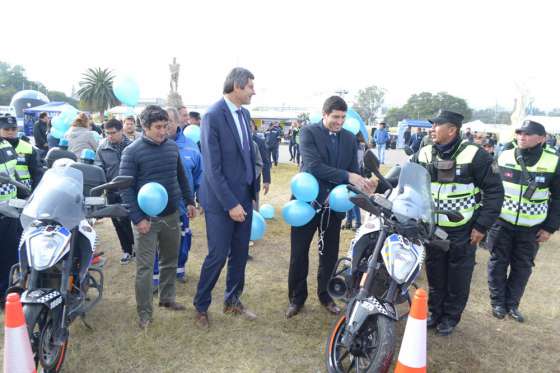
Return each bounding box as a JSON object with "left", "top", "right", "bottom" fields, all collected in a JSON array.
[
  {"left": 347, "top": 109, "right": 369, "bottom": 142},
  {"left": 137, "top": 182, "right": 168, "bottom": 217},
  {"left": 290, "top": 172, "right": 319, "bottom": 202},
  {"left": 113, "top": 75, "right": 140, "bottom": 107},
  {"left": 183, "top": 125, "right": 201, "bottom": 144},
  {"left": 57, "top": 108, "right": 79, "bottom": 131},
  {"left": 309, "top": 113, "right": 322, "bottom": 124},
  {"left": 259, "top": 203, "right": 275, "bottom": 219},
  {"left": 282, "top": 200, "right": 316, "bottom": 227},
  {"left": 328, "top": 184, "right": 356, "bottom": 212},
  {"left": 50, "top": 128, "right": 63, "bottom": 139},
  {"left": 250, "top": 210, "right": 267, "bottom": 240},
  {"left": 343, "top": 117, "right": 360, "bottom": 135}
]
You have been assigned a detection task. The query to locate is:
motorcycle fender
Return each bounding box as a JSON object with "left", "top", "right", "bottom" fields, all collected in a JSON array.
[
  {"left": 21, "top": 289, "right": 63, "bottom": 310},
  {"left": 79, "top": 219, "right": 97, "bottom": 252},
  {"left": 346, "top": 297, "right": 398, "bottom": 335}
]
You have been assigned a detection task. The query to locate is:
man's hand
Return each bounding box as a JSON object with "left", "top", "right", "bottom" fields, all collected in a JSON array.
[
  {"left": 187, "top": 205, "right": 197, "bottom": 219},
  {"left": 470, "top": 228, "right": 485, "bottom": 245},
  {"left": 536, "top": 229, "right": 552, "bottom": 243},
  {"left": 136, "top": 219, "right": 151, "bottom": 235},
  {"left": 229, "top": 204, "right": 247, "bottom": 222},
  {"left": 348, "top": 172, "right": 376, "bottom": 194},
  {"left": 263, "top": 183, "right": 270, "bottom": 195}
]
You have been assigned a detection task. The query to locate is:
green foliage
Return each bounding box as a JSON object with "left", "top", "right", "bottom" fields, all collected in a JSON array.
[
  {"left": 297, "top": 112, "right": 309, "bottom": 122},
  {"left": 471, "top": 108, "right": 511, "bottom": 124},
  {"left": 383, "top": 107, "right": 409, "bottom": 127},
  {"left": 352, "top": 85, "right": 386, "bottom": 125},
  {"left": 0, "top": 61, "right": 47, "bottom": 105},
  {"left": 77, "top": 67, "right": 120, "bottom": 117}
]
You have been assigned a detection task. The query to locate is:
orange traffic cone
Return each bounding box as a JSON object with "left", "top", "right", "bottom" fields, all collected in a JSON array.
[
  {"left": 3, "top": 293, "right": 36, "bottom": 373},
  {"left": 394, "top": 288, "right": 427, "bottom": 373}
]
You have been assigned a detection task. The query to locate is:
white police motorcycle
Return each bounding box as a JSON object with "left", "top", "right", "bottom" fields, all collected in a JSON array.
[
  {"left": 325, "top": 151, "right": 458, "bottom": 373},
  {"left": 0, "top": 164, "right": 132, "bottom": 373}
]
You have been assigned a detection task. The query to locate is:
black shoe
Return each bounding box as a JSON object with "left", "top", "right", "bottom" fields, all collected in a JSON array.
[
  {"left": 508, "top": 307, "right": 525, "bottom": 323},
  {"left": 492, "top": 305, "right": 507, "bottom": 319},
  {"left": 427, "top": 315, "right": 438, "bottom": 329},
  {"left": 285, "top": 303, "right": 303, "bottom": 319},
  {"left": 436, "top": 320, "right": 455, "bottom": 336}
]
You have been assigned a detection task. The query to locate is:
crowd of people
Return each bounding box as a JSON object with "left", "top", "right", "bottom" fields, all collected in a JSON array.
[{"left": 0, "top": 67, "right": 558, "bottom": 343}]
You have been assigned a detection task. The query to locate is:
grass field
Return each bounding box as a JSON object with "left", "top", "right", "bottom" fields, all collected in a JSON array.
[{"left": 1, "top": 163, "right": 560, "bottom": 372}]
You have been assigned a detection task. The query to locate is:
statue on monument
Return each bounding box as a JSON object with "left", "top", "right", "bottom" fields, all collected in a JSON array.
[
  {"left": 510, "top": 82, "right": 529, "bottom": 126},
  {"left": 167, "top": 57, "right": 183, "bottom": 107}
]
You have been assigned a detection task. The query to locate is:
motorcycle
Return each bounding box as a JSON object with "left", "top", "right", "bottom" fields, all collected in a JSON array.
[
  {"left": 325, "top": 150, "right": 459, "bottom": 373},
  {"left": 0, "top": 164, "right": 132, "bottom": 373}
]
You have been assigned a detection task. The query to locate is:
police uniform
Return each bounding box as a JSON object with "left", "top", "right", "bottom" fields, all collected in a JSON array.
[
  {"left": 0, "top": 116, "right": 22, "bottom": 305},
  {"left": 487, "top": 120, "right": 560, "bottom": 322},
  {"left": 412, "top": 110, "right": 504, "bottom": 335}
]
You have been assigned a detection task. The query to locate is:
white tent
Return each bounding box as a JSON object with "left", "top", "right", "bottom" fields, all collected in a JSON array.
[{"left": 462, "top": 120, "right": 511, "bottom": 134}]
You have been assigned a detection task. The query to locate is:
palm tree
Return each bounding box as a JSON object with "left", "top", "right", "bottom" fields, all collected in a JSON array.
[{"left": 77, "top": 67, "right": 119, "bottom": 118}]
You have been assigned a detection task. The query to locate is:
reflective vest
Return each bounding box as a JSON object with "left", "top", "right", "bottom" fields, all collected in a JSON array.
[
  {"left": 498, "top": 148, "right": 558, "bottom": 227},
  {"left": 418, "top": 140, "right": 480, "bottom": 227},
  {"left": 0, "top": 140, "right": 17, "bottom": 202},
  {"left": 15, "top": 140, "right": 33, "bottom": 188}
]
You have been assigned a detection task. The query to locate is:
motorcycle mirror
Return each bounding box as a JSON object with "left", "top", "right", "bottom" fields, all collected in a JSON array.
[
  {"left": 90, "top": 176, "right": 134, "bottom": 196},
  {"left": 363, "top": 149, "right": 380, "bottom": 173},
  {"left": 404, "top": 146, "right": 414, "bottom": 156},
  {"left": 350, "top": 194, "right": 380, "bottom": 215}
]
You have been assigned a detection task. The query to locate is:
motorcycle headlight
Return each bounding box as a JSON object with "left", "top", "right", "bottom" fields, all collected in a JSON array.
[
  {"left": 27, "top": 232, "right": 69, "bottom": 271},
  {"left": 381, "top": 234, "right": 420, "bottom": 284}
]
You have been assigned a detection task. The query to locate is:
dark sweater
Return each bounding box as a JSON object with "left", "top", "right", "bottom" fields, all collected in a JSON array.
[{"left": 119, "top": 135, "right": 194, "bottom": 224}]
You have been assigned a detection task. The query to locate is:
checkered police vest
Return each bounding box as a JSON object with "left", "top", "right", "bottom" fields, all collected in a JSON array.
[
  {"left": 418, "top": 141, "right": 480, "bottom": 228},
  {"left": 498, "top": 148, "right": 558, "bottom": 227},
  {"left": 0, "top": 140, "right": 17, "bottom": 202},
  {"left": 14, "top": 140, "right": 33, "bottom": 188}
]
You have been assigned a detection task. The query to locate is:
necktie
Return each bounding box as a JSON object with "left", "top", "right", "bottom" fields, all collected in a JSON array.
[{"left": 236, "top": 109, "right": 254, "bottom": 185}]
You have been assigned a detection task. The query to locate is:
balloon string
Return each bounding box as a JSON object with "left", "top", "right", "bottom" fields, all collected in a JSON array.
[{"left": 317, "top": 207, "right": 331, "bottom": 256}]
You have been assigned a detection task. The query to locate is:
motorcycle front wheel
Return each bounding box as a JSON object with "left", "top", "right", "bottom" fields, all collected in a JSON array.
[
  {"left": 326, "top": 314, "right": 395, "bottom": 373},
  {"left": 24, "top": 304, "right": 68, "bottom": 373}
]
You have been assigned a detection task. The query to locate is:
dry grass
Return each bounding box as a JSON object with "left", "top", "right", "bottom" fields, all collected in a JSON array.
[{"left": 1, "top": 163, "right": 560, "bottom": 372}]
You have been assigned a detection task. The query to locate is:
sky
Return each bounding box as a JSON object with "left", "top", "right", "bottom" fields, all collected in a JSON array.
[{"left": 4, "top": 0, "right": 559, "bottom": 111}]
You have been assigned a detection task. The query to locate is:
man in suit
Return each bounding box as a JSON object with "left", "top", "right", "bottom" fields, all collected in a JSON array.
[
  {"left": 194, "top": 67, "right": 258, "bottom": 328},
  {"left": 286, "top": 96, "right": 376, "bottom": 318}
]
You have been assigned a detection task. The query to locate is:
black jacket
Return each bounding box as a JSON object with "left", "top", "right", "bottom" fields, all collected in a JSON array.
[
  {"left": 33, "top": 120, "right": 48, "bottom": 150},
  {"left": 253, "top": 133, "right": 271, "bottom": 184},
  {"left": 299, "top": 122, "right": 359, "bottom": 205},
  {"left": 411, "top": 136, "right": 504, "bottom": 233},
  {"left": 119, "top": 135, "right": 194, "bottom": 224},
  {"left": 95, "top": 136, "right": 131, "bottom": 182}
]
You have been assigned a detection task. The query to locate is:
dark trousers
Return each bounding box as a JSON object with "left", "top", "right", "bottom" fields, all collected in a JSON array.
[
  {"left": 194, "top": 198, "right": 252, "bottom": 312},
  {"left": 289, "top": 141, "right": 295, "bottom": 159},
  {"left": 0, "top": 217, "right": 22, "bottom": 300},
  {"left": 425, "top": 227, "right": 476, "bottom": 326},
  {"left": 268, "top": 145, "right": 279, "bottom": 166},
  {"left": 108, "top": 194, "right": 134, "bottom": 255},
  {"left": 288, "top": 210, "right": 342, "bottom": 306},
  {"left": 487, "top": 224, "right": 539, "bottom": 309},
  {"left": 294, "top": 144, "right": 300, "bottom": 165}
]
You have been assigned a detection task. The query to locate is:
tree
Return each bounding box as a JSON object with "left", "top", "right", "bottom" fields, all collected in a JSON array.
[
  {"left": 401, "top": 91, "right": 472, "bottom": 122},
  {"left": 383, "top": 107, "right": 408, "bottom": 127},
  {"left": 77, "top": 67, "right": 119, "bottom": 118},
  {"left": 352, "top": 85, "right": 386, "bottom": 125},
  {"left": 471, "top": 108, "right": 511, "bottom": 124}
]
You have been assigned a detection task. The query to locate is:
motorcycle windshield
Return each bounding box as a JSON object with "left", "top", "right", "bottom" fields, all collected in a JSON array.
[
  {"left": 20, "top": 166, "right": 85, "bottom": 229},
  {"left": 390, "top": 162, "right": 434, "bottom": 229}
]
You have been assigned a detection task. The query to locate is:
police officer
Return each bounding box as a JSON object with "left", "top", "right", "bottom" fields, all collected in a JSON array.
[
  {"left": 0, "top": 115, "right": 43, "bottom": 190},
  {"left": 411, "top": 110, "right": 504, "bottom": 335},
  {"left": 0, "top": 116, "right": 22, "bottom": 308},
  {"left": 487, "top": 120, "right": 560, "bottom": 323}
]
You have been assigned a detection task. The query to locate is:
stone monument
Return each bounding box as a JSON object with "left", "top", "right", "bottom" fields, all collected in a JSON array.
[
  {"left": 510, "top": 82, "right": 529, "bottom": 127},
  {"left": 167, "top": 57, "right": 183, "bottom": 107}
]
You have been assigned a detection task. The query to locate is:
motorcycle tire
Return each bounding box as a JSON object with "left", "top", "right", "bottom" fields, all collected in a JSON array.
[
  {"left": 24, "top": 304, "right": 68, "bottom": 373},
  {"left": 326, "top": 314, "right": 395, "bottom": 373}
]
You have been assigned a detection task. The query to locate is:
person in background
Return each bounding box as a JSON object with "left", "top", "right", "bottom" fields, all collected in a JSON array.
[
  {"left": 409, "top": 127, "right": 425, "bottom": 153},
  {"left": 373, "top": 122, "right": 389, "bottom": 164},
  {"left": 265, "top": 122, "right": 282, "bottom": 166},
  {"left": 403, "top": 126, "right": 411, "bottom": 146},
  {"left": 251, "top": 119, "right": 271, "bottom": 209},
  {"left": 33, "top": 112, "right": 49, "bottom": 157},
  {"left": 178, "top": 106, "right": 190, "bottom": 130},
  {"left": 123, "top": 115, "right": 142, "bottom": 141},
  {"left": 65, "top": 113, "right": 99, "bottom": 158},
  {"left": 463, "top": 127, "right": 474, "bottom": 143},
  {"left": 95, "top": 118, "right": 135, "bottom": 264},
  {"left": 119, "top": 105, "right": 196, "bottom": 329},
  {"left": 188, "top": 111, "right": 201, "bottom": 126},
  {"left": 344, "top": 132, "right": 367, "bottom": 230}
]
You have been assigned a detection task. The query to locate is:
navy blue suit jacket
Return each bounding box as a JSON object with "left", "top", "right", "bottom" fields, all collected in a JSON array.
[
  {"left": 199, "top": 98, "right": 257, "bottom": 213},
  {"left": 299, "top": 122, "right": 360, "bottom": 204}
]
